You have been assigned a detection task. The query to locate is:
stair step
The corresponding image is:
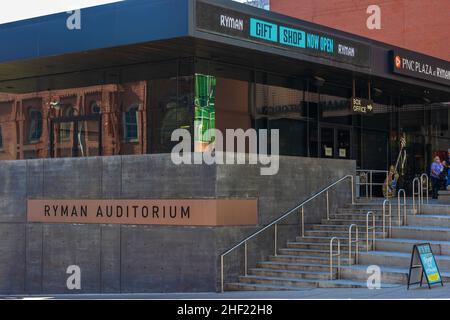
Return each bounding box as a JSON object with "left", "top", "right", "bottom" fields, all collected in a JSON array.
[
  {"left": 257, "top": 261, "right": 336, "bottom": 272},
  {"left": 287, "top": 241, "right": 371, "bottom": 251},
  {"left": 278, "top": 248, "right": 357, "bottom": 258},
  {"left": 249, "top": 268, "right": 334, "bottom": 280},
  {"left": 407, "top": 215, "right": 450, "bottom": 228},
  {"left": 304, "top": 230, "right": 387, "bottom": 238},
  {"left": 311, "top": 224, "right": 384, "bottom": 231},
  {"left": 295, "top": 236, "right": 349, "bottom": 243},
  {"left": 375, "top": 238, "right": 450, "bottom": 255},
  {"left": 419, "top": 205, "right": 450, "bottom": 215},
  {"left": 330, "top": 214, "right": 404, "bottom": 222},
  {"left": 391, "top": 226, "right": 450, "bottom": 241},
  {"left": 225, "top": 282, "right": 303, "bottom": 291},
  {"left": 358, "top": 251, "right": 450, "bottom": 271},
  {"left": 238, "top": 275, "right": 320, "bottom": 288},
  {"left": 318, "top": 279, "right": 401, "bottom": 288},
  {"left": 339, "top": 264, "right": 450, "bottom": 284},
  {"left": 269, "top": 254, "right": 354, "bottom": 265},
  {"left": 321, "top": 219, "right": 379, "bottom": 225}
]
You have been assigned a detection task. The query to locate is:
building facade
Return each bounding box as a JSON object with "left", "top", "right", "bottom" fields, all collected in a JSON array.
[
  {"left": 0, "top": 0, "right": 449, "bottom": 294},
  {"left": 271, "top": 0, "right": 450, "bottom": 61}
]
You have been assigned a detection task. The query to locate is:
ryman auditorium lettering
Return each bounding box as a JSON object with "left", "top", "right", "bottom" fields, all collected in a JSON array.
[
  {"left": 28, "top": 199, "right": 258, "bottom": 226},
  {"left": 44, "top": 204, "right": 191, "bottom": 220}
]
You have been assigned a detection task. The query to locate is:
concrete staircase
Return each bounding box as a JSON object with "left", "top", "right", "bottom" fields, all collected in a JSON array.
[{"left": 226, "top": 200, "right": 450, "bottom": 291}]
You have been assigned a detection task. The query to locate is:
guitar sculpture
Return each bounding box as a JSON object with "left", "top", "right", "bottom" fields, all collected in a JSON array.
[{"left": 383, "top": 133, "right": 407, "bottom": 198}]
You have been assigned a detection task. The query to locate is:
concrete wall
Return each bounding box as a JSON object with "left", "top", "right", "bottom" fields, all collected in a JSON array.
[{"left": 0, "top": 154, "right": 355, "bottom": 294}]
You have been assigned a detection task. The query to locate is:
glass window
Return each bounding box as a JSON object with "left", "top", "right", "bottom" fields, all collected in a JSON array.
[
  {"left": 254, "top": 82, "right": 307, "bottom": 156},
  {"left": 28, "top": 109, "right": 43, "bottom": 143},
  {"left": 149, "top": 76, "right": 194, "bottom": 154},
  {"left": 60, "top": 105, "right": 75, "bottom": 141},
  {"left": 123, "top": 105, "right": 139, "bottom": 142},
  {"left": 90, "top": 101, "right": 101, "bottom": 114}
]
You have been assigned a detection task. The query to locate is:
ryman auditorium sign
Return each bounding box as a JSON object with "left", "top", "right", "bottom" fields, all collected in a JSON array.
[{"left": 27, "top": 199, "right": 258, "bottom": 226}]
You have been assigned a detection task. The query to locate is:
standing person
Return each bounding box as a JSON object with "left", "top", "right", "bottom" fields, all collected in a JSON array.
[
  {"left": 444, "top": 149, "right": 450, "bottom": 190},
  {"left": 430, "top": 156, "right": 444, "bottom": 199}
]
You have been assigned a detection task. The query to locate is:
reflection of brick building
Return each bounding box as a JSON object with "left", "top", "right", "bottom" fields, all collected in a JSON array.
[{"left": 0, "top": 81, "right": 147, "bottom": 160}]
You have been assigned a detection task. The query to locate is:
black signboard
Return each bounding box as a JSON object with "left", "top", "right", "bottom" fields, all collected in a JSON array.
[
  {"left": 350, "top": 97, "right": 373, "bottom": 114},
  {"left": 391, "top": 49, "right": 450, "bottom": 86},
  {"left": 407, "top": 243, "right": 444, "bottom": 289},
  {"left": 196, "top": 1, "right": 372, "bottom": 68}
]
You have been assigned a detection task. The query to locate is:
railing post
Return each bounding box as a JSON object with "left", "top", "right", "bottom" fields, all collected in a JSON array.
[
  {"left": 382, "top": 199, "right": 391, "bottom": 238},
  {"left": 421, "top": 174, "right": 429, "bottom": 205},
  {"left": 221, "top": 255, "right": 224, "bottom": 293},
  {"left": 326, "top": 190, "right": 330, "bottom": 220},
  {"left": 351, "top": 175, "right": 355, "bottom": 204},
  {"left": 301, "top": 206, "right": 305, "bottom": 237},
  {"left": 366, "top": 213, "right": 369, "bottom": 252},
  {"left": 370, "top": 171, "right": 373, "bottom": 200},
  {"left": 274, "top": 224, "right": 278, "bottom": 256},
  {"left": 412, "top": 177, "right": 419, "bottom": 215},
  {"left": 244, "top": 241, "right": 248, "bottom": 276},
  {"left": 348, "top": 224, "right": 358, "bottom": 265},
  {"left": 366, "top": 211, "right": 375, "bottom": 252},
  {"left": 330, "top": 237, "right": 341, "bottom": 280},
  {"left": 398, "top": 189, "right": 406, "bottom": 226}
]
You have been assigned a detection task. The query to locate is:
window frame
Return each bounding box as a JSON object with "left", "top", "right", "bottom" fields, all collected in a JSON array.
[
  {"left": 27, "top": 108, "right": 43, "bottom": 144},
  {"left": 0, "top": 124, "right": 3, "bottom": 151},
  {"left": 123, "top": 104, "right": 139, "bottom": 143}
]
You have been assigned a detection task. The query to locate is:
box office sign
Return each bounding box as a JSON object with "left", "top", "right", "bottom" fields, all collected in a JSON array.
[
  {"left": 27, "top": 199, "right": 258, "bottom": 226},
  {"left": 351, "top": 97, "right": 374, "bottom": 114},
  {"left": 391, "top": 49, "right": 450, "bottom": 86},
  {"left": 196, "top": 1, "right": 372, "bottom": 68}
]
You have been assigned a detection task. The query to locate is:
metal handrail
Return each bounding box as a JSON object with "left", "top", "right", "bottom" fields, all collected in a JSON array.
[
  {"left": 382, "top": 199, "right": 392, "bottom": 238},
  {"left": 219, "top": 174, "right": 355, "bottom": 292},
  {"left": 397, "top": 189, "right": 407, "bottom": 226},
  {"left": 412, "top": 177, "right": 421, "bottom": 215},
  {"left": 366, "top": 211, "right": 376, "bottom": 252},
  {"left": 420, "top": 173, "right": 429, "bottom": 204},
  {"left": 330, "top": 237, "right": 341, "bottom": 280},
  {"left": 348, "top": 224, "right": 359, "bottom": 265}
]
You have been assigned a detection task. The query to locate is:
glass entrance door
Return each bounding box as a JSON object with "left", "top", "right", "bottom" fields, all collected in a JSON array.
[
  {"left": 320, "top": 127, "right": 335, "bottom": 158},
  {"left": 337, "top": 129, "right": 351, "bottom": 159},
  {"left": 320, "top": 126, "right": 352, "bottom": 159},
  {"left": 50, "top": 115, "right": 102, "bottom": 158}
]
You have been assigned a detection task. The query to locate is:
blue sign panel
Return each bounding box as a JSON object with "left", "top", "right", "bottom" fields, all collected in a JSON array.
[
  {"left": 250, "top": 18, "right": 277, "bottom": 42},
  {"left": 417, "top": 244, "right": 442, "bottom": 284},
  {"left": 279, "top": 26, "right": 305, "bottom": 48}
]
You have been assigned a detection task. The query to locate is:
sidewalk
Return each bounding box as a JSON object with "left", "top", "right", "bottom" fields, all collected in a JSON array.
[{"left": 1, "top": 284, "right": 449, "bottom": 300}]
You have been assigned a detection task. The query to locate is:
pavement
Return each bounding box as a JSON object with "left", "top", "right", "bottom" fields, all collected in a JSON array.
[{"left": 1, "top": 284, "right": 450, "bottom": 300}]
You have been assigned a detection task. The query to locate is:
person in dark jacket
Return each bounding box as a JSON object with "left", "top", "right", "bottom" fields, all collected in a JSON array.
[{"left": 430, "top": 156, "right": 444, "bottom": 199}]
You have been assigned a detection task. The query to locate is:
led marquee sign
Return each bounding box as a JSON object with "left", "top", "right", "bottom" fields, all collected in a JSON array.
[{"left": 196, "top": 0, "right": 372, "bottom": 68}]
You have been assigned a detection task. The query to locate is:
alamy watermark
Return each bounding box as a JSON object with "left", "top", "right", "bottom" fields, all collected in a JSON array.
[
  {"left": 171, "top": 128, "right": 280, "bottom": 176},
  {"left": 66, "top": 9, "right": 81, "bottom": 30},
  {"left": 366, "top": 5, "right": 381, "bottom": 30},
  {"left": 66, "top": 265, "right": 81, "bottom": 290},
  {"left": 367, "top": 265, "right": 381, "bottom": 289}
]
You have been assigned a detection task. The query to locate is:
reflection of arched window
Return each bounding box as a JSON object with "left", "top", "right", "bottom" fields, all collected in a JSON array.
[
  {"left": 90, "top": 101, "right": 101, "bottom": 114},
  {"left": 28, "top": 108, "right": 43, "bottom": 143},
  {"left": 0, "top": 125, "right": 3, "bottom": 150},
  {"left": 60, "top": 105, "right": 75, "bottom": 141},
  {"left": 123, "top": 105, "right": 139, "bottom": 142}
]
